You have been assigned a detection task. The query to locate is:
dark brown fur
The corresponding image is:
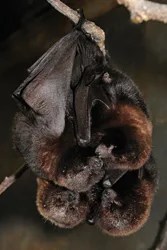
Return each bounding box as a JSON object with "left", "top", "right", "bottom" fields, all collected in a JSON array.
[
  {"left": 96, "top": 159, "right": 156, "bottom": 236},
  {"left": 95, "top": 103, "right": 152, "bottom": 170},
  {"left": 36, "top": 178, "right": 88, "bottom": 228},
  {"left": 13, "top": 115, "right": 104, "bottom": 192},
  {"left": 36, "top": 156, "right": 157, "bottom": 234}
]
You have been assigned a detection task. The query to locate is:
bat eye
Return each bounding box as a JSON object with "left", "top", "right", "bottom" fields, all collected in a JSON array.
[{"left": 36, "top": 178, "right": 88, "bottom": 228}]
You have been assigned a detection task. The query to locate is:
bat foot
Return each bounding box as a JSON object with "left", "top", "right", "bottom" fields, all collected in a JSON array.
[{"left": 75, "top": 9, "right": 86, "bottom": 30}]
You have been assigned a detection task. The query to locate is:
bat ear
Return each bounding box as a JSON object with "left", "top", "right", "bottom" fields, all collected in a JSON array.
[
  {"left": 36, "top": 178, "right": 88, "bottom": 228},
  {"left": 96, "top": 165, "right": 156, "bottom": 236}
]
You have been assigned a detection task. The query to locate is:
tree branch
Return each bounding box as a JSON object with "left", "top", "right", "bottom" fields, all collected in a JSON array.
[
  {"left": 46, "top": 0, "right": 106, "bottom": 54},
  {"left": 117, "top": 0, "right": 167, "bottom": 23},
  {"left": 149, "top": 211, "right": 167, "bottom": 250},
  {"left": 0, "top": 164, "right": 28, "bottom": 195}
]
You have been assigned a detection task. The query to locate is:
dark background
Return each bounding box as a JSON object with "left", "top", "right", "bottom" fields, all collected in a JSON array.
[{"left": 0, "top": 1, "right": 167, "bottom": 249}]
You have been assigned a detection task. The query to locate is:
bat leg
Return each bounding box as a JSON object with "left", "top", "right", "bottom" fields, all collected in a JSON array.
[{"left": 12, "top": 91, "right": 38, "bottom": 123}]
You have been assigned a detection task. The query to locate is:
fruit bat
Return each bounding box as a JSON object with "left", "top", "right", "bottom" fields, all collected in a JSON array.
[{"left": 11, "top": 15, "right": 158, "bottom": 236}]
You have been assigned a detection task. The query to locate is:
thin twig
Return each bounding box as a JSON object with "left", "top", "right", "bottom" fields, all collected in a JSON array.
[
  {"left": 0, "top": 164, "right": 28, "bottom": 195},
  {"left": 46, "top": 0, "right": 106, "bottom": 54},
  {"left": 149, "top": 211, "right": 167, "bottom": 250},
  {"left": 47, "top": 0, "right": 80, "bottom": 23},
  {"left": 118, "top": 0, "right": 167, "bottom": 23}
]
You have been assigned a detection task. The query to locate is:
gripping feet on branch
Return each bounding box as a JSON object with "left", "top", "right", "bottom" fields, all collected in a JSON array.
[{"left": 75, "top": 9, "right": 86, "bottom": 30}]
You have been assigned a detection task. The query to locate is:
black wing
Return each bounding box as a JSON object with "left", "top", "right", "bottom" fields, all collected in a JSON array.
[
  {"left": 13, "top": 28, "right": 112, "bottom": 144},
  {"left": 13, "top": 30, "right": 81, "bottom": 137}
]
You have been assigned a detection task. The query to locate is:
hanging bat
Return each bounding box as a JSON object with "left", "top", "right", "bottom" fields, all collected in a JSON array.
[{"left": 10, "top": 13, "right": 158, "bottom": 236}]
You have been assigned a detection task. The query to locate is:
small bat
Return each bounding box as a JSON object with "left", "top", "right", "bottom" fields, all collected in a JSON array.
[{"left": 10, "top": 13, "right": 158, "bottom": 236}]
